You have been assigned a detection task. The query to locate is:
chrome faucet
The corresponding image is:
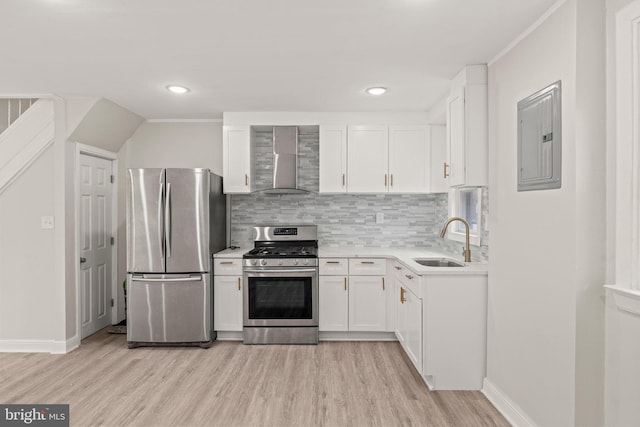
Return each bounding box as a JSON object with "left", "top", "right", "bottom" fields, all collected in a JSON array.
[{"left": 440, "top": 217, "right": 471, "bottom": 262}]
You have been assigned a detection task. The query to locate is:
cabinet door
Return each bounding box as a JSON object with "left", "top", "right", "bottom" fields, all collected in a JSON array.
[
  {"left": 319, "top": 276, "right": 349, "bottom": 331},
  {"left": 347, "top": 125, "right": 389, "bottom": 193},
  {"left": 222, "top": 125, "right": 251, "bottom": 193},
  {"left": 389, "top": 125, "right": 429, "bottom": 193},
  {"left": 446, "top": 87, "right": 466, "bottom": 187},
  {"left": 213, "top": 275, "right": 243, "bottom": 331},
  {"left": 404, "top": 286, "right": 423, "bottom": 373},
  {"left": 430, "top": 125, "right": 448, "bottom": 193},
  {"left": 396, "top": 282, "right": 407, "bottom": 345},
  {"left": 348, "top": 275, "right": 386, "bottom": 331},
  {"left": 319, "top": 125, "right": 347, "bottom": 193}
]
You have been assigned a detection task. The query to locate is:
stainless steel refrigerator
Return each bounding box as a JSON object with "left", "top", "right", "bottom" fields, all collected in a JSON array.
[{"left": 126, "top": 168, "right": 226, "bottom": 348}]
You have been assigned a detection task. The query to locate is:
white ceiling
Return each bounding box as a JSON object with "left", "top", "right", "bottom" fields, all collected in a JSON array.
[{"left": 0, "top": 0, "right": 558, "bottom": 120}]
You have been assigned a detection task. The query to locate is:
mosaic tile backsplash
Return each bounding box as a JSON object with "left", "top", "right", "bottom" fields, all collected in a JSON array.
[{"left": 230, "top": 191, "right": 489, "bottom": 262}]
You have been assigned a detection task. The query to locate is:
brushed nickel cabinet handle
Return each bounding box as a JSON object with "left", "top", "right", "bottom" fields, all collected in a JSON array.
[
  {"left": 384, "top": 174, "right": 387, "bottom": 186},
  {"left": 326, "top": 261, "right": 341, "bottom": 264},
  {"left": 238, "top": 278, "right": 241, "bottom": 291},
  {"left": 400, "top": 287, "right": 406, "bottom": 303},
  {"left": 342, "top": 173, "right": 345, "bottom": 186},
  {"left": 344, "top": 277, "right": 347, "bottom": 291},
  {"left": 361, "top": 261, "right": 375, "bottom": 265},
  {"left": 390, "top": 174, "right": 394, "bottom": 187},
  {"left": 382, "top": 277, "right": 385, "bottom": 290},
  {"left": 245, "top": 174, "right": 248, "bottom": 186},
  {"left": 444, "top": 162, "right": 449, "bottom": 178},
  {"left": 220, "top": 261, "right": 234, "bottom": 265}
]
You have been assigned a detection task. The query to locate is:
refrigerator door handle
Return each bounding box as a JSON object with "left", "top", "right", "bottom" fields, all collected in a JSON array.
[
  {"left": 165, "top": 182, "right": 172, "bottom": 258},
  {"left": 158, "top": 181, "right": 165, "bottom": 260},
  {"left": 130, "top": 275, "right": 203, "bottom": 283}
]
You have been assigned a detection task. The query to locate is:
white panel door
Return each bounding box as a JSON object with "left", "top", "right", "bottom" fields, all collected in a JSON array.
[
  {"left": 347, "top": 125, "right": 389, "bottom": 193},
  {"left": 80, "top": 154, "right": 113, "bottom": 339},
  {"left": 213, "top": 275, "right": 243, "bottom": 331},
  {"left": 389, "top": 125, "right": 429, "bottom": 193},
  {"left": 447, "top": 87, "right": 466, "bottom": 187},
  {"left": 319, "top": 276, "right": 349, "bottom": 331},
  {"left": 222, "top": 125, "right": 251, "bottom": 193},
  {"left": 319, "top": 125, "right": 347, "bottom": 193},
  {"left": 348, "top": 275, "right": 386, "bottom": 331}
]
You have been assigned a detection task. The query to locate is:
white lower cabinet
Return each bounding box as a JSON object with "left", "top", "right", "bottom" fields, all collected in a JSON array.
[
  {"left": 398, "top": 284, "right": 422, "bottom": 372},
  {"left": 348, "top": 275, "right": 387, "bottom": 331},
  {"left": 394, "top": 262, "right": 423, "bottom": 373},
  {"left": 213, "top": 275, "right": 243, "bottom": 332},
  {"left": 319, "top": 258, "right": 388, "bottom": 332},
  {"left": 422, "top": 274, "right": 487, "bottom": 390},
  {"left": 319, "top": 275, "right": 349, "bottom": 331}
]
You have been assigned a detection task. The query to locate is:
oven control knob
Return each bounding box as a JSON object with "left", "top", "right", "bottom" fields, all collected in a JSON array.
[
  {"left": 293, "top": 260, "right": 299, "bottom": 265},
  {"left": 260, "top": 259, "right": 267, "bottom": 266},
  {"left": 251, "top": 260, "right": 257, "bottom": 266},
  {"left": 278, "top": 260, "right": 283, "bottom": 266},
  {"left": 303, "top": 259, "right": 309, "bottom": 266}
]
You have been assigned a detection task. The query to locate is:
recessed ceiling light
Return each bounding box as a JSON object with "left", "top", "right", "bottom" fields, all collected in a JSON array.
[
  {"left": 366, "top": 87, "right": 387, "bottom": 95},
  {"left": 166, "top": 85, "right": 190, "bottom": 94}
]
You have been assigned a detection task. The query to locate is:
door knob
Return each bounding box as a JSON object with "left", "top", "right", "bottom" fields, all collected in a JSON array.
[{"left": 80, "top": 257, "right": 87, "bottom": 263}]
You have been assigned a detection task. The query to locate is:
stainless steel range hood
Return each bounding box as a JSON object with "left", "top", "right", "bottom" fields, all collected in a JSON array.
[{"left": 262, "top": 126, "right": 308, "bottom": 194}]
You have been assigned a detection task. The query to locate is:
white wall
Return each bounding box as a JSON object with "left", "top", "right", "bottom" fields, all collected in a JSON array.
[
  {"left": 0, "top": 147, "right": 58, "bottom": 342},
  {"left": 115, "top": 121, "right": 223, "bottom": 321},
  {"left": 486, "top": 0, "right": 606, "bottom": 425}
]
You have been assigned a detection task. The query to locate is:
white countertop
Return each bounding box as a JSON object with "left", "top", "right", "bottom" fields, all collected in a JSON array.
[
  {"left": 319, "top": 246, "right": 487, "bottom": 276},
  {"left": 214, "top": 246, "right": 487, "bottom": 275},
  {"left": 214, "top": 247, "right": 251, "bottom": 258}
]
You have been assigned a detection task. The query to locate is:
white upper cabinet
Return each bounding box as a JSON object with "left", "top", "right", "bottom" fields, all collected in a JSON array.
[
  {"left": 319, "top": 125, "right": 348, "bottom": 193},
  {"left": 347, "top": 125, "right": 389, "bottom": 193},
  {"left": 445, "top": 65, "right": 488, "bottom": 187},
  {"left": 429, "top": 125, "right": 448, "bottom": 193},
  {"left": 388, "top": 125, "right": 430, "bottom": 193},
  {"left": 222, "top": 125, "right": 252, "bottom": 193}
]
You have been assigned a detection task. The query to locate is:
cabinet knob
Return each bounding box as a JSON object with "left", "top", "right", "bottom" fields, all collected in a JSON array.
[{"left": 405, "top": 274, "right": 414, "bottom": 280}]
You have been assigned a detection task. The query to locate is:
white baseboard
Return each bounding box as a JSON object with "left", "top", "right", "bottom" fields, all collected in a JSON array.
[
  {"left": 0, "top": 338, "right": 72, "bottom": 354},
  {"left": 319, "top": 331, "right": 397, "bottom": 341},
  {"left": 482, "top": 378, "right": 538, "bottom": 427}
]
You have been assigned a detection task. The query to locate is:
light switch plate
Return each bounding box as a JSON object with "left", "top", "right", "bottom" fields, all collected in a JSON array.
[{"left": 41, "top": 216, "right": 55, "bottom": 229}]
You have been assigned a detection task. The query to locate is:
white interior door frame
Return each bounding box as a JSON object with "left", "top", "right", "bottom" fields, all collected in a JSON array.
[{"left": 74, "top": 143, "right": 118, "bottom": 338}]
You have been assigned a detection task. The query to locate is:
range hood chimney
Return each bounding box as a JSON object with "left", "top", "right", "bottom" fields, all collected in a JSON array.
[{"left": 262, "top": 126, "right": 308, "bottom": 194}]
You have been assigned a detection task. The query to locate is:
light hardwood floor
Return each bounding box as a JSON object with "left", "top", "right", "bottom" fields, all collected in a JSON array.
[{"left": 0, "top": 330, "right": 508, "bottom": 426}]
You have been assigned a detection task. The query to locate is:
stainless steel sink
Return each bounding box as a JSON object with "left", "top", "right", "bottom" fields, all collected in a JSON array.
[{"left": 413, "top": 258, "right": 465, "bottom": 267}]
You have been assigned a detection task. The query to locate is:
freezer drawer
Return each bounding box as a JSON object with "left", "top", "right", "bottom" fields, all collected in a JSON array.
[{"left": 127, "top": 273, "right": 211, "bottom": 345}]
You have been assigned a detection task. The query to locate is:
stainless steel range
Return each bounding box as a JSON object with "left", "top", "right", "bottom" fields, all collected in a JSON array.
[{"left": 243, "top": 225, "right": 319, "bottom": 344}]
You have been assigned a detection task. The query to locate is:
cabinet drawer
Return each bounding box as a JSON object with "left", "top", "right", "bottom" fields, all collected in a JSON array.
[
  {"left": 393, "top": 262, "right": 422, "bottom": 298},
  {"left": 213, "top": 258, "right": 243, "bottom": 275},
  {"left": 319, "top": 258, "right": 349, "bottom": 275},
  {"left": 349, "top": 258, "right": 386, "bottom": 275}
]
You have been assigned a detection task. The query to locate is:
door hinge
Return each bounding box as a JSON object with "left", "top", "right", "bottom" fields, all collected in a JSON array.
[
  {"left": 110, "top": 236, "right": 115, "bottom": 246},
  {"left": 110, "top": 298, "right": 114, "bottom": 307},
  {"left": 110, "top": 175, "right": 114, "bottom": 183}
]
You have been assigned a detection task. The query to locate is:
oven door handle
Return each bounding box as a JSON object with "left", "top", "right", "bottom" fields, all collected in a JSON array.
[{"left": 244, "top": 268, "right": 318, "bottom": 274}]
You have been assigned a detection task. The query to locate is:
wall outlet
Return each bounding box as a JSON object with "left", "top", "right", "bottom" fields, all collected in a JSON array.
[
  {"left": 41, "top": 216, "right": 55, "bottom": 229},
  {"left": 376, "top": 213, "right": 384, "bottom": 224}
]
